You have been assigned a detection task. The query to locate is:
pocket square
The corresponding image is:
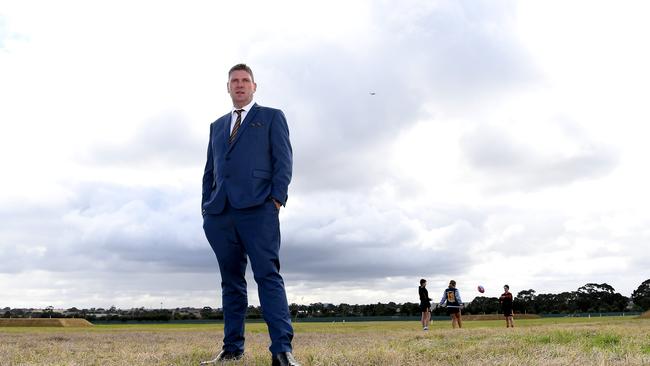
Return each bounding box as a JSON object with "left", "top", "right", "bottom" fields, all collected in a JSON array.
[{"left": 251, "top": 122, "right": 264, "bottom": 127}]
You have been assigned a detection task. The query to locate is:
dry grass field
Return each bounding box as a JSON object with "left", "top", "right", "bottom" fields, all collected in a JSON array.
[
  {"left": 1, "top": 316, "right": 649, "bottom": 365},
  {"left": 0, "top": 318, "right": 93, "bottom": 327}
]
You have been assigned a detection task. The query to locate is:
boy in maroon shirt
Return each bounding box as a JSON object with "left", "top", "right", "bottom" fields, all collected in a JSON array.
[{"left": 499, "top": 285, "right": 514, "bottom": 328}]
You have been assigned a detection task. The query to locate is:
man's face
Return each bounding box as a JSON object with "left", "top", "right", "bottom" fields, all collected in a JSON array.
[{"left": 227, "top": 70, "right": 256, "bottom": 108}]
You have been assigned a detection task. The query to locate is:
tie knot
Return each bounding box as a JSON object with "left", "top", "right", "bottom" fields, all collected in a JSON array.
[{"left": 235, "top": 109, "right": 243, "bottom": 116}]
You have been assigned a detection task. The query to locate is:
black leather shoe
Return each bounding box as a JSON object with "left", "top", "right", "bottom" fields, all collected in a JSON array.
[
  {"left": 199, "top": 350, "right": 244, "bottom": 364},
  {"left": 271, "top": 352, "right": 301, "bottom": 366}
]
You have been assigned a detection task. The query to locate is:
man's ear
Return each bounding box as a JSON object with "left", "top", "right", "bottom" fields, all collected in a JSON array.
[{"left": 226, "top": 82, "right": 230, "bottom": 93}]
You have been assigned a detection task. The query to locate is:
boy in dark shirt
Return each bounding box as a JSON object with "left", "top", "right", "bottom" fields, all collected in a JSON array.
[
  {"left": 499, "top": 284, "right": 514, "bottom": 328},
  {"left": 419, "top": 279, "right": 432, "bottom": 330}
]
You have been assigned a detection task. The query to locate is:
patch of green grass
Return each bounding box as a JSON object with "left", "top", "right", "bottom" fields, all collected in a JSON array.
[
  {"left": 530, "top": 334, "right": 553, "bottom": 344},
  {"left": 590, "top": 333, "right": 621, "bottom": 349},
  {"left": 522, "top": 330, "right": 574, "bottom": 345},
  {"left": 551, "top": 330, "right": 575, "bottom": 344}
]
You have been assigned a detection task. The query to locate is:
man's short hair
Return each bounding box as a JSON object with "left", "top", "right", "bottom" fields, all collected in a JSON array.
[
  {"left": 229, "top": 63, "right": 254, "bottom": 82},
  {"left": 420, "top": 279, "right": 426, "bottom": 285},
  {"left": 449, "top": 280, "right": 456, "bottom": 287}
]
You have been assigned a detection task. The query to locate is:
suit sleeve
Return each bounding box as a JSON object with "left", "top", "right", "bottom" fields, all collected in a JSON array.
[
  {"left": 269, "top": 109, "right": 293, "bottom": 206},
  {"left": 201, "top": 123, "right": 215, "bottom": 212}
]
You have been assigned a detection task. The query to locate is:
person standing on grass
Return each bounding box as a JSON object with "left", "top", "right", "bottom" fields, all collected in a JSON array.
[
  {"left": 500, "top": 284, "right": 514, "bottom": 328},
  {"left": 419, "top": 279, "right": 432, "bottom": 330},
  {"left": 439, "top": 280, "right": 463, "bottom": 329},
  {"left": 201, "top": 64, "right": 300, "bottom": 366}
]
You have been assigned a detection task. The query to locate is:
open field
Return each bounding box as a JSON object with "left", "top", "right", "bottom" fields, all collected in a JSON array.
[{"left": 1, "top": 316, "right": 649, "bottom": 365}]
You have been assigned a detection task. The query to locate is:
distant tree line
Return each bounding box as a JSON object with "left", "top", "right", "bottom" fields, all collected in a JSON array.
[
  {"left": 287, "top": 280, "right": 650, "bottom": 318},
  {"left": 464, "top": 282, "right": 635, "bottom": 315},
  {"left": 1, "top": 306, "right": 203, "bottom": 322},
  {"left": 3, "top": 279, "right": 649, "bottom": 321}
]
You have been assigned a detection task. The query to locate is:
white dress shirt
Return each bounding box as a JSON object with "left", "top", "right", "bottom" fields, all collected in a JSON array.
[{"left": 230, "top": 100, "right": 256, "bottom": 134}]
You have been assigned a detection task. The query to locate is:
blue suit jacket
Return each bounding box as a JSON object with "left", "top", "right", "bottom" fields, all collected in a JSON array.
[{"left": 201, "top": 103, "right": 292, "bottom": 215}]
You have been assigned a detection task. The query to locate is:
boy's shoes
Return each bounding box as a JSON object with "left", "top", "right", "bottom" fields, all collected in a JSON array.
[{"left": 423, "top": 326, "right": 429, "bottom": 331}]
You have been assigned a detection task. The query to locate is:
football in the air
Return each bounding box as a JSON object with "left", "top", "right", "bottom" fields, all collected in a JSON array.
[{"left": 477, "top": 285, "right": 485, "bottom": 293}]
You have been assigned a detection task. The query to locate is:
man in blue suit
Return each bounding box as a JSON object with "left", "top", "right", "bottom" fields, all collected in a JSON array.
[{"left": 201, "top": 64, "right": 300, "bottom": 366}]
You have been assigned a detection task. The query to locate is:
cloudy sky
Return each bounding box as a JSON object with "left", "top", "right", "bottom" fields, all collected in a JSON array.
[{"left": 1, "top": 0, "right": 649, "bottom": 309}]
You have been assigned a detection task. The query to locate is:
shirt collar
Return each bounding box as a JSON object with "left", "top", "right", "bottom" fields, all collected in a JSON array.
[{"left": 232, "top": 100, "right": 255, "bottom": 114}]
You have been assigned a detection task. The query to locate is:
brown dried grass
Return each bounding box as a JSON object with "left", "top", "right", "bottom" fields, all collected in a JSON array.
[
  {"left": 0, "top": 318, "right": 648, "bottom": 365},
  {"left": 0, "top": 318, "right": 93, "bottom": 327}
]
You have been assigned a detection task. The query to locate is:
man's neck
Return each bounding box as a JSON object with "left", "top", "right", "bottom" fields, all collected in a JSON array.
[{"left": 233, "top": 99, "right": 255, "bottom": 110}]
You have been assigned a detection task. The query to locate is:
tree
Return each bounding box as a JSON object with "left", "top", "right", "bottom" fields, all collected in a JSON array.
[
  {"left": 400, "top": 302, "right": 420, "bottom": 316},
  {"left": 45, "top": 306, "right": 54, "bottom": 318},
  {"left": 200, "top": 306, "right": 213, "bottom": 319},
  {"left": 631, "top": 279, "right": 650, "bottom": 311},
  {"left": 533, "top": 293, "right": 557, "bottom": 314},
  {"left": 308, "top": 303, "right": 325, "bottom": 317},
  {"left": 576, "top": 283, "right": 628, "bottom": 312},
  {"left": 554, "top": 291, "right": 578, "bottom": 313},
  {"left": 246, "top": 305, "right": 262, "bottom": 319},
  {"left": 515, "top": 289, "right": 536, "bottom": 314},
  {"left": 465, "top": 297, "right": 499, "bottom": 314},
  {"left": 336, "top": 303, "right": 352, "bottom": 317}
]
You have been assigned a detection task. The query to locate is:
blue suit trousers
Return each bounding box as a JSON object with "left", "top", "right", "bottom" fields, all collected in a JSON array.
[{"left": 203, "top": 199, "right": 293, "bottom": 355}]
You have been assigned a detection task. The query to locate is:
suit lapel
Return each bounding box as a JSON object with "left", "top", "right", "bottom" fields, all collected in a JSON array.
[
  {"left": 221, "top": 113, "right": 232, "bottom": 148},
  {"left": 227, "top": 103, "right": 260, "bottom": 152}
]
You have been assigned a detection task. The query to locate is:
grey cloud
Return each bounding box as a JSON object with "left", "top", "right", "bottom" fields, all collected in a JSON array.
[
  {"left": 0, "top": 183, "right": 214, "bottom": 274},
  {"left": 66, "top": 183, "right": 213, "bottom": 271},
  {"left": 0, "top": 203, "right": 78, "bottom": 273},
  {"left": 542, "top": 151, "right": 619, "bottom": 185},
  {"left": 282, "top": 243, "right": 468, "bottom": 282},
  {"left": 0, "top": 180, "right": 483, "bottom": 298},
  {"left": 279, "top": 194, "right": 483, "bottom": 281},
  {"left": 460, "top": 125, "right": 619, "bottom": 192},
  {"left": 85, "top": 112, "right": 204, "bottom": 167}
]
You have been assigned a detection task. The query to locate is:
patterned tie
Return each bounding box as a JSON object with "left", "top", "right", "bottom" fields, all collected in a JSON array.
[{"left": 229, "top": 109, "right": 244, "bottom": 143}]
